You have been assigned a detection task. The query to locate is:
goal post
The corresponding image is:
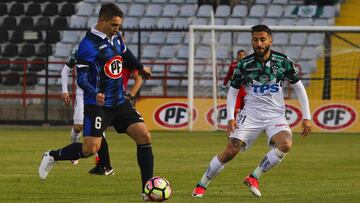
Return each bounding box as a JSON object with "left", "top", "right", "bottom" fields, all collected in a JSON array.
[{"left": 187, "top": 25, "right": 360, "bottom": 131}]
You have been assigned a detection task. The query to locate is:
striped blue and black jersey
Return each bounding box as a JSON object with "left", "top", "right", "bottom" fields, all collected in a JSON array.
[{"left": 76, "top": 30, "right": 129, "bottom": 107}]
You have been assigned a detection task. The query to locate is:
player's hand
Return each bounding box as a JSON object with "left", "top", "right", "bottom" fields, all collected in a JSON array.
[
  {"left": 301, "top": 119, "right": 311, "bottom": 137},
  {"left": 96, "top": 93, "right": 105, "bottom": 106},
  {"left": 227, "top": 119, "right": 238, "bottom": 136},
  {"left": 141, "top": 66, "right": 152, "bottom": 79},
  {"left": 62, "top": 93, "right": 70, "bottom": 105},
  {"left": 125, "top": 93, "right": 135, "bottom": 106}
]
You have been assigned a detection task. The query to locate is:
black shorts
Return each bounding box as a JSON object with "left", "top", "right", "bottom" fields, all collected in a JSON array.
[{"left": 83, "top": 101, "right": 144, "bottom": 137}]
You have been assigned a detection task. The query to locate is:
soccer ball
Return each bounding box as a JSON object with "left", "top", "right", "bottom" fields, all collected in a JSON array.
[{"left": 144, "top": 176, "right": 172, "bottom": 202}]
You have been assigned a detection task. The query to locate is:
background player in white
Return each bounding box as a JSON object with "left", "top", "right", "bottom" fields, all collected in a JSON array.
[
  {"left": 192, "top": 24, "right": 312, "bottom": 198},
  {"left": 61, "top": 50, "right": 82, "bottom": 165}
]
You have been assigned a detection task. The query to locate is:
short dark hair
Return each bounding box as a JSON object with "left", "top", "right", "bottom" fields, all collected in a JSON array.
[
  {"left": 251, "top": 24, "right": 272, "bottom": 36},
  {"left": 237, "top": 49, "right": 246, "bottom": 54},
  {"left": 99, "top": 3, "right": 123, "bottom": 20}
]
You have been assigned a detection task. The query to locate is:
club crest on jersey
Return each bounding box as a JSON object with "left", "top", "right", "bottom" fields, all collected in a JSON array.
[
  {"left": 259, "top": 74, "right": 270, "bottom": 83},
  {"left": 104, "top": 56, "right": 123, "bottom": 79}
]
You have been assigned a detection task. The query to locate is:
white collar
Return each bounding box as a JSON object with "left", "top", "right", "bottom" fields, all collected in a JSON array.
[{"left": 91, "top": 24, "right": 116, "bottom": 41}]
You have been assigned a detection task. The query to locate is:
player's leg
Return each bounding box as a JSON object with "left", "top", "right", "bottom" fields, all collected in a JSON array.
[
  {"left": 70, "top": 94, "right": 84, "bottom": 164},
  {"left": 38, "top": 104, "right": 105, "bottom": 180},
  {"left": 192, "top": 111, "right": 262, "bottom": 197},
  {"left": 88, "top": 132, "right": 114, "bottom": 176},
  {"left": 245, "top": 117, "right": 292, "bottom": 197}
]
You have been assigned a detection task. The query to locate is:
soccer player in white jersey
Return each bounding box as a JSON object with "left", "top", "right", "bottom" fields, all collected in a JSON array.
[
  {"left": 192, "top": 24, "right": 312, "bottom": 198},
  {"left": 61, "top": 50, "right": 82, "bottom": 165}
]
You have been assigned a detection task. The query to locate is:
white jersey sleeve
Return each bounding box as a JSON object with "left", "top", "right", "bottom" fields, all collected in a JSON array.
[
  {"left": 61, "top": 64, "right": 71, "bottom": 94},
  {"left": 227, "top": 86, "right": 240, "bottom": 121},
  {"left": 291, "top": 81, "right": 311, "bottom": 120}
]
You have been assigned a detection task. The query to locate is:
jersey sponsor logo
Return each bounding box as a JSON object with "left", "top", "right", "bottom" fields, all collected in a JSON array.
[
  {"left": 285, "top": 104, "right": 302, "bottom": 127},
  {"left": 206, "top": 104, "right": 227, "bottom": 130},
  {"left": 154, "top": 102, "right": 197, "bottom": 129},
  {"left": 313, "top": 104, "right": 357, "bottom": 131},
  {"left": 253, "top": 84, "right": 280, "bottom": 93},
  {"left": 104, "top": 56, "right": 123, "bottom": 79}
]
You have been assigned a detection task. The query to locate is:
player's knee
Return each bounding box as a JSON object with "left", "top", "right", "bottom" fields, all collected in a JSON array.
[
  {"left": 277, "top": 136, "right": 292, "bottom": 152},
  {"left": 82, "top": 143, "right": 99, "bottom": 157}
]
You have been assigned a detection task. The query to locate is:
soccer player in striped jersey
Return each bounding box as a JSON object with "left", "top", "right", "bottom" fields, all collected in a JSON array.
[
  {"left": 39, "top": 3, "right": 153, "bottom": 198},
  {"left": 192, "top": 24, "right": 312, "bottom": 198}
]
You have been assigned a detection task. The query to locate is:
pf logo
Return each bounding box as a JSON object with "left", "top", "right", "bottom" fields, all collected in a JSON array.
[
  {"left": 154, "top": 102, "right": 197, "bottom": 129},
  {"left": 206, "top": 104, "right": 227, "bottom": 130},
  {"left": 285, "top": 104, "right": 302, "bottom": 128},
  {"left": 313, "top": 104, "right": 357, "bottom": 131},
  {"left": 104, "top": 56, "right": 123, "bottom": 79}
]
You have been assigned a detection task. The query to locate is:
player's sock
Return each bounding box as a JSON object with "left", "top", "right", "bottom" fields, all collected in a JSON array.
[
  {"left": 97, "top": 136, "right": 111, "bottom": 168},
  {"left": 199, "top": 155, "right": 225, "bottom": 188},
  {"left": 252, "top": 148, "right": 286, "bottom": 179},
  {"left": 137, "top": 143, "right": 154, "bottom": 192},
  {"left": 49, "top": 143, "right": 84, "bottom": 161},
  {"left": 71, "top": 128, "right": 81, "bottom": 143}
]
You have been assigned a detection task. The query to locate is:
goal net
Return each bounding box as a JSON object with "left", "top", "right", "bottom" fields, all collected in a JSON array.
[{"left": 187, "top": 25, "right": 360, "bottom": 131}]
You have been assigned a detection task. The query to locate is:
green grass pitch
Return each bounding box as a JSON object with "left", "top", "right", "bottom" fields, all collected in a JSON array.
[{"left": 0, "top": 127, "right": 359, "bottom": 203}]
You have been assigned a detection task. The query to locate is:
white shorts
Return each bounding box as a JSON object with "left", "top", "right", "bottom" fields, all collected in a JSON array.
[
  {"left": 229, "top": 111, "right": 292, "bottom": 151},
  {"left": 73, "top": 92, "right": 84, "bottom": 125}
]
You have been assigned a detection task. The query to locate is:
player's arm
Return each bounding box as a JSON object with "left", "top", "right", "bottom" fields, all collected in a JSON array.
[
  {"left": 129, "top": 70, "right": 143, "bottom": 97},
  {"left": 61, "top": 64, "right": 71, "bottom": 105},
  {"left": 285, "top": 57, "right": 311, "bottom": 137},
  {"left": 121, "top": 45, "right": 152, "bottom": 79}
]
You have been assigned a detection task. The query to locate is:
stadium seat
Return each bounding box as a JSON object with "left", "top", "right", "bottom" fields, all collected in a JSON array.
[
  {"left": 272, "top": 0, "right": 288, "bottom": 4},
  {"left": 314, "top": 19, "right": 330, "bottom": 26},
  {"left": 48, "top": 56, "right": 64, "bottom": 72},
  {"left": 284, "top": 5, "right": 297, "bottom": 18},
  {"left": 256, "top": 0, "right": 271, "bottom": 4},
  {"left": 139, "top": 18, "right": 156, "bottom": 28},
  {"left": 177, "top": 46, "right": 189, "bottom": 59},
  {"left": 197, "top": 5, "right": 212, "bottom": 17},
  {"left": 54, "top": 43, "right": 73, "bottom": 58},
  {"left": 169, "top": 65, "right": 186, "bottom": 74},
  {"left": 307, "top": 33, "right": 324, "bottom": 45},
  {"left": 52, "top": 16, "right": 68, "bottom": 30},
  {"left": 0, "top": 3, "right": 7, "bottom": 16},
  {"left": 184, "top": 32, "right": 201, "bottom": 44},
  {"left": 290, "top": 33, "right": 307, "bottom": 45},
  {"left": 232, "top": 5, "right": 248, "bottom": 17},
  {"left": 271, "top": 46, "right": 284, "bottom": 53},
  {"left": 273, "top": 32, "right": 289, "bottom": 45},
  {"left": 142, "top": 45, "right": 159, "bottom": 59},
  {"left": 145, "top": 4, "right": 162, "bottom": 17},
  {"left": 214, "top": 18, "right": 225, "bottom": 25},
  {"left": 11, "top": 58, "right": 27, "bottom": 72},
  {"left": 296, "top": 19, "right": 313, "bottom": 26},
  {"left": 131, "top": 32, "right": 150, "bottom": 44},
  {"left": 29, "top": 58, "right": 45, "bottom": 72},
  {"left": 69, "top": 16, "right": 87, "bottom": 28},
  {"left": 284, "top": 46, "right": 301, "bottom": 59},
  {"left": 45, "top": 31, "right": 60, "bottom": 43},
  {"left": 179, "top": 4, "right": 196, "bottom": 17},
  {"left": 24, "top": 72, "right": 38, "bottom": 86},
  {"left": 166, "top": 32, "right": 183, "bottom": 45},
  {"left": 19, "top": 44, "right": 35, "bottom": 57},
  {"left": 87, "top": 17, "right": 98, "bottom": 28},
  {"left": 18, "top": 16, "right": 34, "bottom": 30},
  {"left": 201, "top": 32, "right": 213, "bottom": 45},
  {"left": 10, "top": 31, "right": 24, "bottom": 43},
  {"left": 300, "top": 47, "right": 319, "bottom": 60},
  {"left": 166, "top": 79, "right": 181, "bottom": 87},
  {"left": 61, "top": 31, "right": 79, "bottom": 44},
  {"left": 0, "top": 58, "right": 10, "bottom": 72},
  {"left": 173, "top": 18, "right": 190, "bottom": 28},
  {"left": 279, "top": 18, "right": 296, "bottom": 26},
  {"left": 226, "top": 18, "right": 242, "bottom": 25},
  {"left": 123, "top": 17, "right": 138, "bottom": 28},
  {"left": 3, "top": 72, "right": 20, "bottom": 86},
  {"left": 77, "top": 2, "right": 94, "bottom": 16},
  {"left": 217, "top": 46, "right": 230, "bottom": 59},
  {"left": 35, "top": 44, "right": 53, "bottom": 57},
  {"left": 243, "top": 18, "right": 260, "bottom": 26},
  {"left": 59, "top": 3, "right": 76, "bottom": 16},
  {"left": 261, "top": 18, "right": 278, "bottom": 25},
  {"left": 26, "top": 3, "right": 41, "bottom": 16},
  {"left": 219, "top": 32, "right": 232, "bottom": 45},
  {"left": 157, "top": 18, "right": 173, "bottom": 28},
  {"left": 195, "top": 46, "right": 211, "bottom": 59},
  {"left": 320, "top": 5, "right": 336, "bottom": 18},
  {"left": 215, "top": 5, "right": 231, "bottom": 17},
  {"left": 236, "top": 32, "right": 251, "bottom": 45},
  {"left": 35, "top": 16, "right": 51, "bottom": 30},
  {"left": 9, "top": 3, "right": 24, "bottom": 16},
  {"left": 43, "top": 3, "right": 58, "bottom": 16},
  {"left": 159, "top": 46, "right": 177, "bottom": 59},
  {"left": 1, "top": 16, "right": 17, "bottom": 30},
  {"left": 162, "top": 4, "right": 179, "bottom": 17},
  {"left": 267, "top": 5, "right": 283, "bottom": 17},
  {"left": 148, "top": 32, "right": 166, "bottom": 44},
  {"left": 0, "top": 31, "right": 9, "bottom": 43},
  {"left": 192, "top": 18, "right": 208, "bottom": 25},
  {"left": 126, "top": 45, "right": 139, "bottom": 58},
  {"left": 249, "top": 5, "right": 266, "bottom": 17},
  {"left": 128, "top": 4, "right": 145, "bottom": 17}
]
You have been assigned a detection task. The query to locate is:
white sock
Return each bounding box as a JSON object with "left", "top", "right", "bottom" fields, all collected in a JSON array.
[
  {"left": 252, "top": 148, "right": 286, "bottom": 179},
  {"left": 71, "top": 128, "right": 81, "bottom": 143},
  {"left": 199, "top": 155, "right": 225, "bottom": 188}
]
